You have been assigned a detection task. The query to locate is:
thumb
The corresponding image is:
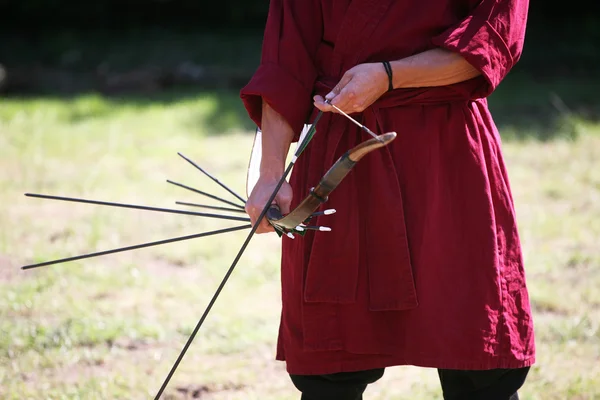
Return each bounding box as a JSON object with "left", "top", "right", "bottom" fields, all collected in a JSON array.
[
  {"left": 326, "top": 73, "right": 353, "bottom": 101},
  {"left": 277, "top": 188, "right": 293, "bottom": 215}
]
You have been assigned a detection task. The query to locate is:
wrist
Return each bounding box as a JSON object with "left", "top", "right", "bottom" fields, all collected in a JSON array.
[
  {"left": 259, "top": 156, "right": 285, "bottom": 181},
  {"left": 382, "top": 61, "right": 394, "bottom": 91},
  {"left": 389, "top": 59, "right": 409, "bottom": 89}
]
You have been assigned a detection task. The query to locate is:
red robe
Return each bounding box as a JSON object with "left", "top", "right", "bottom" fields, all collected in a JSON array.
[{"left": 240, "top": 0, "right": 535, "bottom": 375}]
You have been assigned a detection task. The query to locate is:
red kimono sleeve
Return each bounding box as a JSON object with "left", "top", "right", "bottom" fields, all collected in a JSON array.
[
  {"left": 240, "top": 0, "right": 323, "bottom": 139},
  {"left": 431, "top": 0, "right": 529, "bottom": 96}
]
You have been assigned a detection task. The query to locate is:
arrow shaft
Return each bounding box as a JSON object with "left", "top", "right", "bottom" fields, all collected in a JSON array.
[
  {"left": 167, "top": 180, "right": 246, "bottom": 210},
  {"left": 175, "top": 201, "right": 247, "bottom": 214},
  {"left": 22, "top": 225, "right": 251, "bottom": 270},
  {"left": 24, "top": 193, "right": 250, "bottom": 222},
  {"left": 177, "top": 153, "right": 247, "bottom": 205}
]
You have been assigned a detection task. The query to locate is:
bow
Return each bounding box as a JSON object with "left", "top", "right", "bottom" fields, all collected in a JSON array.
[
  {"left": 20, "top": 105, "right": 397, "bottom": 399},
  {"left": 266, "top": 131, "right": 396, "bottom": 234}
]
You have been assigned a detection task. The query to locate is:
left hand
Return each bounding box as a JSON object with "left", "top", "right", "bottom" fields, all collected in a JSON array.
[{"left": 314, "top": 62, "right": 389, "bottom": 114}]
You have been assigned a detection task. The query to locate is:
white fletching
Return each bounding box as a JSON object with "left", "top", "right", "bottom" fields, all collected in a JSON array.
[
  {"left": 246, "top": 128, "right": 262, "bottom": 197},
  {"left": 247, "top": 124, "right": 312, "bottom": 196}
]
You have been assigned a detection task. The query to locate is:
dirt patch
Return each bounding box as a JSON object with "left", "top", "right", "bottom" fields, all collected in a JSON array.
[
  {"left": 110, "top": 337, "right": 158, "bottom": 352},
  {"left": 124, "top": 254, "right": 210, "bottom": 284},
  {"left": 169, "top": 382, "right": 246, "bottom": 399},
  {"left": 0, "top": 254, "right": 19, "bottom": 282},
  {"left": 146, "top": 255, "right": 202, "bottom": 276}
]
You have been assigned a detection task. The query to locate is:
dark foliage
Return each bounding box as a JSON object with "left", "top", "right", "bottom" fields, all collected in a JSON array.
[
  {"left": 0, "top": 0, "right": 598, "bottom": 31},
  {"left": 0, "top": 0, "right": 269, "bottom": 31}
]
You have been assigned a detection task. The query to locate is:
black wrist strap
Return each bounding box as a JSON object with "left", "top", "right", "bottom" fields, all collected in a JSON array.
[{"left": 382, "top": 61, "right": 393, "bottom": 92}]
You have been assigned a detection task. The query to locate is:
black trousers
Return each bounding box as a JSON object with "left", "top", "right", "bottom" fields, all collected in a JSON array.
[{"left": 289, "top": 366, "right": 530, "bottom": 400}]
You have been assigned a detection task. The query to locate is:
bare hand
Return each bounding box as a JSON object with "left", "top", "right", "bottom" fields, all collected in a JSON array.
[
  {"left": 245, "top": 176, "right": 293, "bottom": 234},
  {"left": 314, "top": 62, "right": 389, "bottom": 114}
]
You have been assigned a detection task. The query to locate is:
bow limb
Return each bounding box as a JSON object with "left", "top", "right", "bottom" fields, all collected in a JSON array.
[{"left": 266, "top": 131, "right": 397, "bottom": 232}]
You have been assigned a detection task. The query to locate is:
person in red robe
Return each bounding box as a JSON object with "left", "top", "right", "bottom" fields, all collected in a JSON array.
[{"left": 241, "top": 0, "right": 535, "bottom": 399}]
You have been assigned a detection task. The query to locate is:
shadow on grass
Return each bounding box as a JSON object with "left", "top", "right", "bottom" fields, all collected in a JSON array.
[
  {"left": 99, "top": 87, "right": 260, "bottom": 134},
  {"left": 3, "top": 27, "right": 600, "bottom": 140},
  {"left": 490, "top": 106, "right": 599, "bottom": 142},
  {"left": 487, "top": 70, "right": 600, "bottom": 141},
  {"left": 3, "top": 72, "right": 600, "bottom": 141},
  {"left": 2, "top": 87, "right": 258, "bottom": 135}
]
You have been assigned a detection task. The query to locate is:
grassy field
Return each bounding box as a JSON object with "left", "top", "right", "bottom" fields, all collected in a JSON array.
[{"left": 1, "top": 79, "right": 599, "bottom": 399}]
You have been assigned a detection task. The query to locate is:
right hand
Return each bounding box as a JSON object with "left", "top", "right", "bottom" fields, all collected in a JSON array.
[{"left": 245, "top": 176, "right": 293, "bottom": 234}]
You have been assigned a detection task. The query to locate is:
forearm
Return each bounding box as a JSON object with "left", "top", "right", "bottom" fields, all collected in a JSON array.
[
  {"left": 390, "top": 48, "right": 481, "bottom": 88},
  {"left": 259, "top": 101, "right": 295, "bottom": 180}
]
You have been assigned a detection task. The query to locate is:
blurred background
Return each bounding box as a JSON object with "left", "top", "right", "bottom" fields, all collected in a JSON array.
[{"left": 1, "top": 1, "right": 599, "bottom": 399}]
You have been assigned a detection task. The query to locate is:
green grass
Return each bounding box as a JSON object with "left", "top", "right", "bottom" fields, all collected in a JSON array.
[{"left": 1, "top": 82, "right": 599, "bottom": 400}]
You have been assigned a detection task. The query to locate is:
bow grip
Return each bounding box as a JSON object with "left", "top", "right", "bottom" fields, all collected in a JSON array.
[{"left": 266, "top": 204, "right": 284, "bottom": 223}]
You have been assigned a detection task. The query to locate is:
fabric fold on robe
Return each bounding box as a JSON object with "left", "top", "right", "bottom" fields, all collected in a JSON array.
[
  {"left": 300, "top": 106, "right": 418, "bottom": 312},
  {"left": 431, "top": 0, "right": 530, "bottom": 96}
]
